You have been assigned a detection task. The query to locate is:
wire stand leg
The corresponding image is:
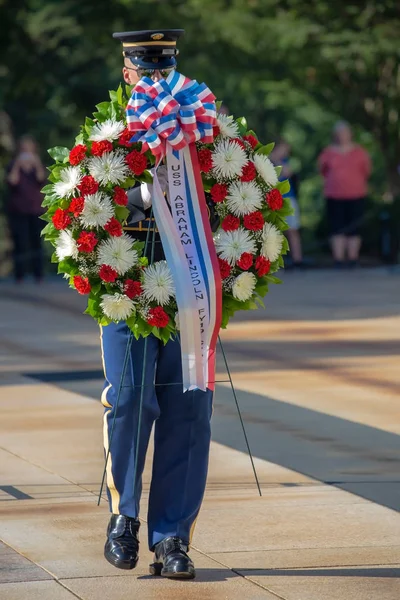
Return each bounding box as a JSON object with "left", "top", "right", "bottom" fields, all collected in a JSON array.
[
  {"left": 98, "top": 211, "right": 155, "bottom": 506},
  {"left": 218, "top": 335, "right": 262, "bottom": 497}
]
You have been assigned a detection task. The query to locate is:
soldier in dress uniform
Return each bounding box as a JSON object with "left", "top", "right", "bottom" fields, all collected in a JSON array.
[{"left": 100, "top": 29, "right": 216, "bottom": 580}]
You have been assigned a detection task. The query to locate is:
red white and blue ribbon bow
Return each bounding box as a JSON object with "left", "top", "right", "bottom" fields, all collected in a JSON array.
[{"left": 126, "top": 71, "right": 222, "bottom": 392}]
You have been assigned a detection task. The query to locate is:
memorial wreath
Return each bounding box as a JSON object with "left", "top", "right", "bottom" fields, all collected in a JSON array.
[{"left": 41, "top": 78, "right": 291, "bottom": 346}]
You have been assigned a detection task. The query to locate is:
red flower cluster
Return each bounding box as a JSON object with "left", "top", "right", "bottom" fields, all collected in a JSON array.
[
  {"left": 73, "top": 276, "right": 91, "bottom": 295},
  {"left": 77, "top": 231, "right": 98, "bottom": 253},
  {"left": 78, "top": 175, "right": 99, "bottom": 196},
  {"left": 99, "top": 265, "right": 118, "bottom": 282},
  {"left": 126, "top": 150, "right": 147, "bottom": 175},
  {"left": 243, "top": 211, "right": 264, "bottom": 231},
  {"left": 210, "top": 183, "right": 228, "bottom": 203},
  {"left": 240, "top": 161, "right": 257, "bottom": 182},
  {"left": 233, "top": 138, "right": 246, "bottom": 150},
  {"left": 237, "top": 252, "right": 253, "bottom": 270},
  {"left": 104, "top": 217, "right": 123, "bottom": 237},
  {"left": 213, "top": 125, "right": 220, "bottom": 137},
  {"left": 68, "top": 196, "right": 84, "bottom": 217},
  {"left": 113, "top": 186, "right": 128, "bottom": 206},
  {"left": 91, "top": 140, "right": 113, "bottom": 156},
  {"left": 218, "top": 257, "right": 231, "bottom": 279},
  {"left": 221, "top": 214, "right": 240, "bottom": 231},
  {"left": 243, "top": 135, "right": 258, "bottom": 149},
  {"left": 147, "top": 306, "right": 169, "bottom": 328},
  {"left": 52, "top": 208, "right": 71, "bottom": 230},
  {"left": 124, "top": 279, "right": 142, "bottom": 299},
  {"left": 118, "top": 128, "right": 134, "bottom": 147},
  {"left": 69, "top": 144, "right": 87, "bottom": 166},
  {"left": 266, "top": 189, "right": 283, "bottom": 211},
  {"left": 197, "top": 148, "right": 213, "bottom": 173},
  {"left": 255, "top": 256, "right": 271, "bottom": 277}
]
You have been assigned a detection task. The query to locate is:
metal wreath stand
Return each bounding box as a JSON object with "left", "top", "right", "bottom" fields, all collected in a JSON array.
[{"left": 98, "top": 208, "right": 262, "bottom": 506}]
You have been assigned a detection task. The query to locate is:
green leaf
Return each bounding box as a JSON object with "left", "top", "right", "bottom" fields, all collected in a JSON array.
[
  {"left": 95, "top": 101, "right": 111, "bottom": 115},
  {"left": 41, "top": 222, "right": 55, "bottom": 237},
  {"left": 275, "top": 165, "right": 282, "bottom": 177},
  {"left": 85, "top": 117, "right": 95, "bottom": 134},
  {"left": 255, "top": 142, "right": 275, "bottom": 156},
  {"left": 120, "top": 177, "right": 136, "bottom": 189},
  {"left": 236, "top": 116, "right": 248, "bottom": 136},
  {"left": 115, "top": 206, "right": 130, "bottom": 221},
  {"left": 265, "top": 274, "right": 282, "bottom": 285},
  {"left": 41, "top": 183, "right": 54, "bottom": 194},
  {"left": 48, "top": 146, "right": 69, "bottom": 162},
  {"left": 136, "top": 170, "right": 153, "bottom": 184},
  {"left": 255, "top": 276, "right": 269, "bottom": 297},
  {"left": 109, "top": 90, "right": 118, "bottom": 102},
  {"left": 277, "top": 179, "right": 291, "bottom": 195},
  {"left": 117, "top": 85, "right": 124, "bottom": 105},
  {"left": 216, "top": 100, "right": 223, "bottom": 111}
]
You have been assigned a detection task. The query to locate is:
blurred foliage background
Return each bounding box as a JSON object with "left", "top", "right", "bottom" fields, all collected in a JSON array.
[{"left": 1, "top": 0, "right": 400, "bottom": 265}]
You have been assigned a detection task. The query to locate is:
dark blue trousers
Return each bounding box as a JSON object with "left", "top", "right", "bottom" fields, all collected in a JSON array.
[{"left": 100, "top": 322, "right": 213, "bottom": 550}]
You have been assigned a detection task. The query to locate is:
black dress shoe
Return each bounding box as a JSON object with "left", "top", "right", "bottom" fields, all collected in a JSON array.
[
  {"left": 104, "top": 514, "right": 140, "bottom": 570},
  {"left": 149, "top": 536, "right": 195, "bottom": 579}
]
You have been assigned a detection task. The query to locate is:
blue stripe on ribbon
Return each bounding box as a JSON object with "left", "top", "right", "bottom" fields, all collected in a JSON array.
[{"left": 183, "top": 162, "right": 211, "bottom": 312}]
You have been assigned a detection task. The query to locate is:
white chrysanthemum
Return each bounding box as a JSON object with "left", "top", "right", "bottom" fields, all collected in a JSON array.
[
  {"left": 226, "top": 180, "right": 263, "bottom": 216},
  {"left": 79, "top": 193, "right": 114, "bottom": 228},
  {"left": 55, "top": 230, "right": 78, "bottom": 261},
  {"left": 261, "top": 222, "right": 284, "bottom": 262},
  {"left": 89, "top": 119, "right": 125, "bottom": 142},
  {"left": 97, "top": 234, "right": 138, "bottom": 275},
  {"left": 232, "top": 271, "right": 257, "bottom": 302},
  {"left": 101, "top": 293, "right": 135, "bottom": 321},
  {"left": 142, "top": 261, "right": 175, "bottom": 305},
  {"left": 88, "top": 152, "right": 129, "bottom": 185},
  {"left": 53, "top": 166, "right": 82, "bottom": 199},
  {"left": 216, "top": 114, "right": 239, "bottom": 138},
  {"left": 253, "top": 154, "right": 278, "bottom": 187},
  {"left": 214, "top": 228, "right": 256, "bottom": 265},
  {"left": 212, "top": 139, "right": 248, "bottom": 179}
]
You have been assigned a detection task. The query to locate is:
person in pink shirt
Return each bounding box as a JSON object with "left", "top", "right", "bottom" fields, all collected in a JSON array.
[{"left": 318, "top": 121, "right": 371, "bottom": 267}]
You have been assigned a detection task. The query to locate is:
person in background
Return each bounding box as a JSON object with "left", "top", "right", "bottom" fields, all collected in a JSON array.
[
  {"left": 270, "top": 139, "right": 303, "bottom": 268},
  {"left": 6, "top": 135, "right": 47, "bottom": 282},
  {"left": 318, "top": 121, "right": 371, "bottom": 268}
]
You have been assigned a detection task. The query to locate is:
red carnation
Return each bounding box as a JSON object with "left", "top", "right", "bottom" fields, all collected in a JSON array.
[
  {"left": 221, "top": 214, "right": 240, "bottom": 232},
  {"left": 147, "top": 306, "right": 169, "bottom": 328},
  {"left": 77, "top": 231, "right": 98, "bottom": 253},
  {"left": 78, "top": 175, "right": 99, "bottom": 196},
  {"left": 243, "top": 134, "right": 258, "bottom": 149},
  {"left": 266, "top": 189, "right": 284, "bottom": 211},
  {"left": 113, "top": 186, "right": 128, "bottom": 206},
  {"left": 68, "top": 196, "right": 84, "bottom": 217},
  {"left": 237, "top": 252, "right": 253, "bottom": 270},
  {"left": 255, "top": 256, "right": 271, "bottom": 277},
  {"left": 243, "top": 211, "right": 264, "bottom": 231},
  {"left": 91, "top": 140, "right": 113, "bottom": 156},
  {"left": 210, "top": 183, "right": 228, "bottom": 203},
  {"left": 124, "top": 279, "right": 143, "bottom": 299},
  {"left": 213, "top": 125, "right": 221, "bottom": 138},
  {"left": 233, "top": 137, "right": 246, "bottom": 150},
  {"left": 52, "top": 208, "right": 71, "bottom": 230},
  {"left": 240, "top": 161, "right": 257, "bottom": 182},
  {"left": 218, "top": 257, "right": 231, "bottom": 279},
  {"left": 104, "top": 217, "right": 123, "bottom": 237},
  {"left": 126, "top": 149, "right": 147, "bottom": 175},
  {"left": 73, "top": 275, "right": 91, "bottom": 295},
  {"left": 197, "top": 148, "right": 213, "bottom": 173},
  {"left": 69, "top": 144, "right": 87, "bottom": 165},
  {"left": 118, "top": 128, "right": 134, "bottom": 147},
  {"left": 99, "top": 264, "right": 118, "bottom": 283}
]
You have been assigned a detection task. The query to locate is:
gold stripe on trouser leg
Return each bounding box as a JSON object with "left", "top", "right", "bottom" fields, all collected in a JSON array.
[
  {"left": 103, "top": 410, "right": 121, "bottom": 514},
  {"left": 188, "top": 516, "right": 198, "bottom": 547},
  {"left": 99, "top": 325, "right": 120, "bottom": 511}
]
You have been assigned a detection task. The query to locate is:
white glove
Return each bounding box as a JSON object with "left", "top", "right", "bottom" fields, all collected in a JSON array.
[{"left": 140, "top": 165, "right": 169, "bottom": 209}]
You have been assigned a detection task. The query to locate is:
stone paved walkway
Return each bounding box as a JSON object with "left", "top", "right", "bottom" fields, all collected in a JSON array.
[{"left": 0, "top": 269, "right": 399, "bottom": 599}]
